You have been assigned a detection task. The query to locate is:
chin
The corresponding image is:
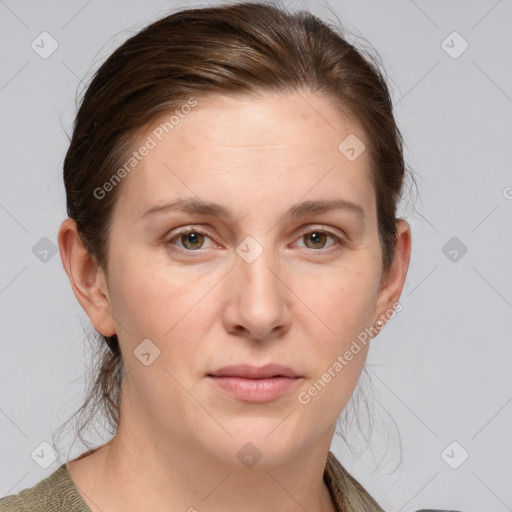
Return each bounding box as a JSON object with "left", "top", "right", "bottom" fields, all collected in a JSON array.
[{"left": 198, "top": 421, "right": 307, "bottom": 469}]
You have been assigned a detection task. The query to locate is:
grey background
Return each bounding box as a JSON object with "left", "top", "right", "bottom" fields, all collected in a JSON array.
[{"left": 1, "top": 0, "right": 511, "bottom": 511}]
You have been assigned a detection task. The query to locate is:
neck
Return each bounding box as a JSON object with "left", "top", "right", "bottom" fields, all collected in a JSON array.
[
  {"left": 67, "top": 390, "right": 337, "bottom": 512},
  {"left": 68, "top": 423, "right": 337, "bottom": 512}
]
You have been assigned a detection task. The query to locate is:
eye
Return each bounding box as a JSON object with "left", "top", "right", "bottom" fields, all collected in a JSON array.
[
  {"left": 295, "top": 228, "right": 340, "bottom": 251},
  {"left": 166, "top": 226, "right": 342, "bottom": 254},
  {"left": 167, "top": 228, "right": 215, "bottom": 252}
]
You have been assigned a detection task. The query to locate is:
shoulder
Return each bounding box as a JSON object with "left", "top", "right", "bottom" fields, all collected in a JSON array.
[
  {"left": 324, "top": 451, "right": 386, "bottom": 512},
  {"left": 0, "top": 464, "right": 91, "bottom": 512}
]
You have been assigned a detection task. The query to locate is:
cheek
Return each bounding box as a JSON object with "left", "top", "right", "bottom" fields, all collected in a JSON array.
[
  {"left": 296, "top": 257, "right": 380, "bottom": 338},
  {"left": 107, "top": 245, "right": 220, "bottom": 355},
  {"left": 292, "top": 259, "right": 379, "bottom": 401}
]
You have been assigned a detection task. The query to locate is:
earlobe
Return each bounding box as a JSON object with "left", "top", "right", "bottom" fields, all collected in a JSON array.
[
  {"left": 374, "top": 219, "right": 411, "bottom": 325},
  {"left": 58, "top": 218, "right": 117, "bottom": 337}
]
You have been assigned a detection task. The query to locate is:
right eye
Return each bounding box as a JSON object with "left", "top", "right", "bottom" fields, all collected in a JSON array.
[{"left": 166, "top": 227, "right": 216, "bottom": 253}]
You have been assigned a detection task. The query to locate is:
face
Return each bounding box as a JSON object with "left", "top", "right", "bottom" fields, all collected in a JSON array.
[{"left": 80, "top": 92, "right": 405, "bottom": 465}]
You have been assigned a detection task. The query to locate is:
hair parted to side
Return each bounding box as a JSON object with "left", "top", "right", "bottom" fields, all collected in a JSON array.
[{"left": 56, "top": 1, "right": 414, "bottom": 503}]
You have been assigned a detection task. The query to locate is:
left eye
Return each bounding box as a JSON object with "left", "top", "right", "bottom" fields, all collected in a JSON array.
[{"left": 296, "top": 230, "right": 339, "bottom": 250}]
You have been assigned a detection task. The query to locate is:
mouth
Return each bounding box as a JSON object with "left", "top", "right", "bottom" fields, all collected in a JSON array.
[
  {"left": 207, "top": 364, "right": 302, "bottom": 403},
  {"left": 208, "top": 363, "right": 299, "bottom": 379}
]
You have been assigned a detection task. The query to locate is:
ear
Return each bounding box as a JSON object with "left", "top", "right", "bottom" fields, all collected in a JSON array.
[
  {"left": 58, "top": 218, "right": 116, "bottom": 337},
  {"left": 373, "top": 219, "right": 411, "bottom": 329}
]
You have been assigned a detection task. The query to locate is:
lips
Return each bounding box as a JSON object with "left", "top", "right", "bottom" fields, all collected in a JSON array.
[
  {"left": 207, "top": 363, "right": 299, "bottom": 379},
  {"left": 207, "top": 364, "right": 302, "bottom": 403}
]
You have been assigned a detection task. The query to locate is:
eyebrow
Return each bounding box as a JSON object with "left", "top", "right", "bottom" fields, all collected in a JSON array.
[{"left": 142, "top": 197, "right": 365, "bottom": 222}]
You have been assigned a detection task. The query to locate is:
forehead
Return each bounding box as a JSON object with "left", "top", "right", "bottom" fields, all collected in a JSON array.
[
  {"left": 114, "top": 91, "right": 374, "bottom": 219},
  {"left": 150, "top": 92, "right": 364, "bottom": 158}
]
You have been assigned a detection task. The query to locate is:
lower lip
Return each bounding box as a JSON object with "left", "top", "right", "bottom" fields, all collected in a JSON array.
[{"left": 208, "top": 376, "right": 301, "bottom": 403}]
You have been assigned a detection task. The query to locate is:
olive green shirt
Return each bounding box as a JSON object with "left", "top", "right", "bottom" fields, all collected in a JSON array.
[{"left": 0, "top": 451, "right": 384, "bottom": 511}]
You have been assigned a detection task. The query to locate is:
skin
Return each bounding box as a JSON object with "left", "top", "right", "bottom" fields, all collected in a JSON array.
[{"left": 58, "top": 91, "right": 411, "bottom": 512}]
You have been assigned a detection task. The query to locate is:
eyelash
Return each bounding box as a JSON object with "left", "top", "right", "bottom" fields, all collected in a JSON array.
[{"left": 166, "top": 226, "right": 343, "bottom": 255}]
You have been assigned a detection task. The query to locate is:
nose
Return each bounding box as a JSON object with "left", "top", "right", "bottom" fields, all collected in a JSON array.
[{"left": 222, "top": 243, "right": 291, "bottom": 342}]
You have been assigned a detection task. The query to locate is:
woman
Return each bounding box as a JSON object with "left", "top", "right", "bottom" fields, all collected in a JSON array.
[{"left": 0, "top": 2, "right": 411, "bottom": 511}]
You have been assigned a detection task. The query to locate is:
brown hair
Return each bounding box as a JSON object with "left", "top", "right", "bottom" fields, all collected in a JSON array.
[{"left": 58, "top": 2, "right": 413, "bottom": 507}]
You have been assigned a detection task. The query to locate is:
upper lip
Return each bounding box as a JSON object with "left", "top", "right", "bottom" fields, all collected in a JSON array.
[{"left": 208, "top": 364, "right": 299, "bottom": 379}]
